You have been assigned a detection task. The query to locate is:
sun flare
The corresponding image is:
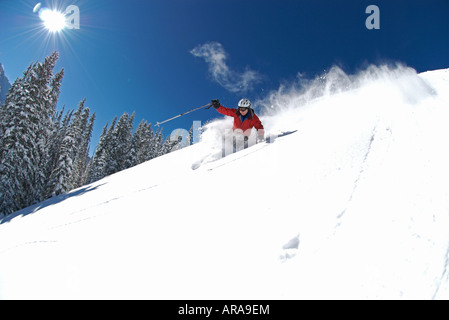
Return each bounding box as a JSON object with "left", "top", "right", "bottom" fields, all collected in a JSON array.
[{"left": 39, "top": 9, "right": 66, "bottom": 32}]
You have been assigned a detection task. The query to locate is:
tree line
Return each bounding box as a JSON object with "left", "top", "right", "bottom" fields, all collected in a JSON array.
[{"left": 0, "top": 52, "right": 181, "bottom": 217}]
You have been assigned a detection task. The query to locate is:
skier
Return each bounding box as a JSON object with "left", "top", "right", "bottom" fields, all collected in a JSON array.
[{"left": 211, "top": 98, "right": 265, "bottom": 142}]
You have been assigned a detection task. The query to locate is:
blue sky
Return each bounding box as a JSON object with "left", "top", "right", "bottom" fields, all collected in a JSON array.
[{"left": 0, "top": 0, "right": 448, "bottom": 150}]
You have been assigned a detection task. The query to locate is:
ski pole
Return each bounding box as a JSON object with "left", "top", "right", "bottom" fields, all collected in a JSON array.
[{"left": 155, "top": 103, "right": 212, "bottom": 127}]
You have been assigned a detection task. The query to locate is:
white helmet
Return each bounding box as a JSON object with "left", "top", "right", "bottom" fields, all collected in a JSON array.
[{"left": 238, "top": 98, "right": 251, "bottom": 108}]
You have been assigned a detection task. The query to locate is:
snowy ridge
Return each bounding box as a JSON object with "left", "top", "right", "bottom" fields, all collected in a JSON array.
[{"left": 1, "top": 65, "right": 449, "bottom": 299}]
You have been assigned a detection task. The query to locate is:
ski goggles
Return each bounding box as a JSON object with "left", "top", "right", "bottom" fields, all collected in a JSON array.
[{"left": 238, "top": 107, "right": 249, "bottom": 111}]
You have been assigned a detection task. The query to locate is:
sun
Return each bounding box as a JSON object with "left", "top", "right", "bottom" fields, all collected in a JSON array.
[{"left": 39, "top": 8, "right": 66, "bottom": 33}]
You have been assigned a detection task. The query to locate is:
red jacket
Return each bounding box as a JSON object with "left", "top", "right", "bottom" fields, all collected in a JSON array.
[{"left": 216, "top": 105, "right": 264, "bottom": 137}]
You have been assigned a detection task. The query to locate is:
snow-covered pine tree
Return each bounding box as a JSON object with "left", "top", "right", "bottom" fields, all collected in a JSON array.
[
  {"left": 152, "top": 128, "right": 164, "bottom": 158},
  {"left": 34, "top": 57, "right": 64, "bottom": 203},
  {"left": 87, "top": 117, "right": 117, "bottom": 183},
  {"left": 76, "top": 112, "right": 95, "bottom": 187},
  {"left": 131, "top": 119, "right": 154, "bottom": 166},
  {"left": 46, "top": 99, "right": 95, "bottom": 197},
  {"left": 86, "top": 123, "right": 108, "bottom": 184},
  {"left": 46, "top": 103, "right": 81, "bottom": 196},
  {"left": 69, "top": 99, "right": 96, "bottom": 189},
  {"left": 104, "top": 112, "right": 135, "bottom": 175},
  {"left": 44, "top": 107, "right": 72, "bottom": 198},
  {"left": 0, "top": 52, "right": 63, "bottom": 215}
]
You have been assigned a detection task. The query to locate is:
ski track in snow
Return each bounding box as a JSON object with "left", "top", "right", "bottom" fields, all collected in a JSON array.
[
  {"left": 335, "top": 125, "right": 377, "bottom": 222},
  {"left": 433, "top": 242, "right": 449, "bottom": 299},
  {"left": 335, "top": 120, "right": 393, "bottom": 228},
  {"left": 0, "top": 240, "right": 58, "bottom": 255}
]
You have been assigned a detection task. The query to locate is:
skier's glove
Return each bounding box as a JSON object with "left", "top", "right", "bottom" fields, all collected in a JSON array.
[{"left": 211, "top": 99, "right": 220, "bottom": 109}]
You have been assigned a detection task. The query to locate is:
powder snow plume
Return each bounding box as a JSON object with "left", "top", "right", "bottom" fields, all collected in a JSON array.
[{"left": 256, "top": 64, "right": 439, "bottom": 135}]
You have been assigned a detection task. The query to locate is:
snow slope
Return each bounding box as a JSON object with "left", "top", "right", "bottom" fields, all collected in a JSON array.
[{"left": 1, "top": 65, "right": 449, "bottom": 299}]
